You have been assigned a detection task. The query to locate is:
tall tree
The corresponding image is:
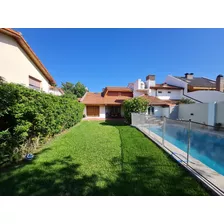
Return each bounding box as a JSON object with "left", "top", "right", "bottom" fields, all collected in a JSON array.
[
  {"left": 61, "top": 81, "right": 88, "bottom": 98},
  {"left": 74, "top": 82, "right": 87, "bottom": 98},
  {"left": 61, "top": 82, "right": 75, "bottom": 95}
]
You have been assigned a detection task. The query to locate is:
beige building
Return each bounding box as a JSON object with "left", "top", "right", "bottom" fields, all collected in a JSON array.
[{"left": 0, "top": 28, "right": 63, "bottom": 95}]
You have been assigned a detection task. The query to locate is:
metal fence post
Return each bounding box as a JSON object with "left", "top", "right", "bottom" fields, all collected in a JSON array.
[
  {"left": 162, "top": 116, "right": 166, "bottom": 146},
  {"left": 187, "top": 119, "right": 191, "bottom": 165}
]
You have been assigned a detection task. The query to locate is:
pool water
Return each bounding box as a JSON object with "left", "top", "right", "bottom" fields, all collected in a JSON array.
[{"left": 149, "top": 124, "right": 224, "bottom": 176}]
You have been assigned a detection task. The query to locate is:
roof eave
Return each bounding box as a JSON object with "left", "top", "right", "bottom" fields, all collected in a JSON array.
[{"left": 0, "top": 28, "right": 56, "bottom": 84}]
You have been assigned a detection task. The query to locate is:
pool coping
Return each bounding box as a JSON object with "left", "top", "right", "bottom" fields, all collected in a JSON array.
[{"left": 133, "top": 125, "right": 224, "bottom": 196}]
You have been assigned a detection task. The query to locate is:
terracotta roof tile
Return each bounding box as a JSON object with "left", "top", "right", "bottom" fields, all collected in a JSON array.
[
  {"left": 80, "top": 92, "right": 132, "bottom": 105},
  {"left": 102, "top": 86, "right": 132, "bottom": 96},
  {"left": 105, "top": 87, "right": 132, "bottom": 92},
  {"left": 139, "top": 95, "right": 176, "bottom": 106}
]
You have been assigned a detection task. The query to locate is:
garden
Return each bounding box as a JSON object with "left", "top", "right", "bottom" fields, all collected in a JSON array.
[
  {"left": 0, "top": 120, "right": 209, "bottom": 195},
  {"left": 0, "top": 84, "right": 209, "bottom": 195}
]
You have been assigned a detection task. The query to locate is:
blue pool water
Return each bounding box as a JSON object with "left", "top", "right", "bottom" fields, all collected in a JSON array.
[{"left": 149, "top": 124, "right": 224, "bottom": 176}]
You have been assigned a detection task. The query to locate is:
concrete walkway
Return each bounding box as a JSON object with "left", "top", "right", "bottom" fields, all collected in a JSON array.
[{"left": 83, "top": 117, "right": 124, "bottom": 121}]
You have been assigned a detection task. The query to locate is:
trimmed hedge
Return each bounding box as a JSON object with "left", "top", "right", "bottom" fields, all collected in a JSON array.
[
  {"left": 0, "top": 83, "right": 84, "bottom": 166},
  {"left": 123, "top": 97, "right": 148, "bottom": 124}
]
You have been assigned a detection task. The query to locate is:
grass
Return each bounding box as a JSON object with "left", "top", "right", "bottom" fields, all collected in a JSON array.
[{"left": 0, "top": 121, "right": 209, "bottom": 195}]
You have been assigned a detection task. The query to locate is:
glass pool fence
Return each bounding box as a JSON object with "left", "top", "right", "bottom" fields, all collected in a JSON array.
[{"left": 131, "top": 113, "right": 224, "bottom": 176}]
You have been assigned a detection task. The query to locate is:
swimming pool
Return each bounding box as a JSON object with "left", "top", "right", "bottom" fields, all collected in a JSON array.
[{"left": 149, "top": 124, "right": 224, "bottom": 176}]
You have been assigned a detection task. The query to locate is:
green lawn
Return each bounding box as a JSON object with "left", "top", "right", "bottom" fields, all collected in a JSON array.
[{"left": 0, "top": 121, "right": 209, "bottom": 195}]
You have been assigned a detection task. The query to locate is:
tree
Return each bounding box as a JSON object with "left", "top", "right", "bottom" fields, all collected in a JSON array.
[
  {"left": 179, "top": 98, "right": 195, "bottom": 104},
  {"left": 123, "top": 97, "right": 149, "bottom": 124},
  {"left": 61, "top": 81, "right": 88, "bottom": 98},
  {"left": 61, "top": 82, "right": 75, "bottom": 95},
  {"left": 74, "top": 82, "right": 87, "bottom": 98}
]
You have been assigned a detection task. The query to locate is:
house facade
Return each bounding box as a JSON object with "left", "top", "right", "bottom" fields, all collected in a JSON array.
[
  {"left": 81, "top": 87, "right": 133, "bottom": 119},
  {"left": 0, "top": 28, "right": 63, "bottom": 96},
  {"left": 81, "top": 83, "right": 177, "bottom": 119},
  {"left": 127, "top": 75, "right": 182, "bottom": 117},
  {"left": 165, "top": 73, "right": 224, "bottom": 103}
]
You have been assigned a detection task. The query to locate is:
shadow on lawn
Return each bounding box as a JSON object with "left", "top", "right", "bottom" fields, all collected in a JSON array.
[
  {"left": 0, "top": 121, "right": 209, "bottom": 196},
  {"left": 0, "top": 154, "right": 209, "bottom": 196}
]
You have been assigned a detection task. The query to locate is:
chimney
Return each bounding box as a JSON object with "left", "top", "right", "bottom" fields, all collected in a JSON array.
[
  {"left": 216, "top": 74, "right": 224, "bottom": 92},
  {"left": 146, "top": 75, "right": 155, "bottom": 81},
  {"left": 185, "top": 73, "right": 194, "bottom": 79}
]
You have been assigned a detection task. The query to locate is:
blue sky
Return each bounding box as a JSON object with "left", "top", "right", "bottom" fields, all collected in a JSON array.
[{"left": 16, "top": 28, "right": 224, "bottom": 92}]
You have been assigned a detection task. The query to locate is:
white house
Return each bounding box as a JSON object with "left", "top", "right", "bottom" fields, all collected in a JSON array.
[
  {"left": 128, "top": 75, "right": 184, "bottom": 100},
  {"left": 0, "top": 28, "right": 63, "bottom": 96},
  {"left": 128, "top": 75, "right": 183, "bottom": 117},
  {"left": 165, "top": 73, "right": 224, "bottom": 103}
]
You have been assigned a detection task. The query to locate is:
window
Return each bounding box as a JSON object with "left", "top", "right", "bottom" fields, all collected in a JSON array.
[
  {"left": 168, "top": 91, "right": 171, "bottom": 94},
  {"left": 158, "top": 91, "right": 162, "bottom": 93},
  {"left": 29, "top": 76, "right": 41, "bottom": 90}
]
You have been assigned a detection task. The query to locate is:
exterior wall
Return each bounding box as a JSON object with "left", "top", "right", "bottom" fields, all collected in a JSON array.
[
  {"left": 165, "top": 75, "right": 224, "bottom": 103},
  {"left": 150, "top": 89, "right": 156, "bottom": 97},
  {"left": 106, "top": 91, "right": 132, "bottom": 97},
  {"left": 165, "top": 75, "right": 188, "bottom": 94},
  {"left": 169, "top": 105, "right": 179, "bottom": 119},
  {"left": 134, "top": 79, "right": 141, "bottom": 91},
  {"left": 0, "top": 32, "right": 50, "bottom": 93},
  {"left": 156, "top": 89, "right": 183, "bottom": 100},
  {"left": 99, "top": 106, "right": 106, "bottom": 118},
  {"left": 216, "top": 102, "right": 224, "bottom": 125},
  {"left": 178, "top": 103, "right": 212, "bottom": 125},
  {"left": 84, "top": 106, "right": 87, "bottom": 116},
  {"left": 154, "top": 106, "right": 163, "bottom": 117},
  {"left": 49, "top": 89, "right": 63, "bottom": 96},
  {"left": 186, "top": 91, "right": 224, "bottom": 103},
  {"left": 145, "top": 79, "right": 155, "bottom": 88},
  {"left": 133, "top": 90, "right": 144, "bottom": 97},
  {"left": 162, "top": 107, "right": 170, "bottom": 117}
]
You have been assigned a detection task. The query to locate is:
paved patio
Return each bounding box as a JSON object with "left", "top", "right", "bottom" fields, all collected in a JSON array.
[{"left": 83, "top": 117, "right": 124, "bottom": 121}]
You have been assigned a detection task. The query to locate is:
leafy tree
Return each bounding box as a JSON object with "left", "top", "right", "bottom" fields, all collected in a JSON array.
[
  {"left": 74, "top": 82, "right": 88, "bottom": 98},
  {"left": 179, "top": 98, "right": 195, "bottom": 104},
  {"left": 61, "top": 82, "right": 75, "bottom": 95},
  {"left": 61, "top": 81, "right": 88, "bottom": 98},
  {"left": 123, "top": 97, "right": 149, "bottom": 124}
]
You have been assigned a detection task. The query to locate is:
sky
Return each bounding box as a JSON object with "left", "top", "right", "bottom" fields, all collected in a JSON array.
[{"left": 16, "top": 28, "right": 224, "bottom": 92}]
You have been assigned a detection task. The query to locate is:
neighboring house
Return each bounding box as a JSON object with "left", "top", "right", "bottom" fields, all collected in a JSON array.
[
  {"left": 80, "top": 87, "right": 133, "bottom": 118},
  {"left": 49, "top": 86, "right": 64, "bottom": 96},
  {"left": 165, "top": 73, "right": 224, "bottom": 103},
  {"left": 128, "top": 75, "right": 184, "bottom": 100},
  {"left": 140, "top": 95, "right": 176, "bottom": 117},
  {"left": 0, "top": 28, "right": 63, "bottom": 96},
  {"left": 128, "top": 75, "right": 183, "bottom": 117}
]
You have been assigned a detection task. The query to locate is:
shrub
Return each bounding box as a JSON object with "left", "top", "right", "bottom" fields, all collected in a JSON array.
[
  {"left": 178, "top": 98, "right": 195, "bottom": 104},
  {"left": 0, "top": 83, "right": 84, "bottom": 166},
  {"left": 123, "top": 97, "right": 148, "bottom": 124}
]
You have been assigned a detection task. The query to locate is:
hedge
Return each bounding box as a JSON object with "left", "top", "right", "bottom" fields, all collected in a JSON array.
[
  {"left": 0, "top": 83, "right": 84, "bottom": 166},
  {"left": 123, "top": 97, "right": 148, "bottom": 124}
]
